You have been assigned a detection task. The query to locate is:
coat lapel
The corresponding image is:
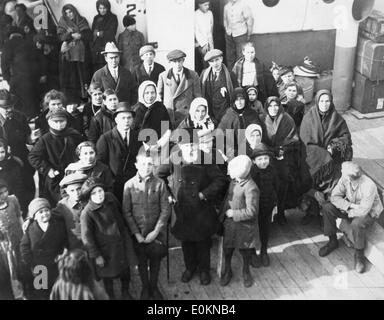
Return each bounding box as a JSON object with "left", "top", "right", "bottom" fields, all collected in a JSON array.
[
  {"left": 104, "top": 66, "right": 118, "bottom": 89},
  {"left": 173, "top": 72, "right": 190, "bottom": 99}
]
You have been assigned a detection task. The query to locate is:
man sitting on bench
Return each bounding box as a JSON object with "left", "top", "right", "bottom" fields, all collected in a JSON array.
[{"left": 318, "top": 161, "right": 383, "bottom": 273}]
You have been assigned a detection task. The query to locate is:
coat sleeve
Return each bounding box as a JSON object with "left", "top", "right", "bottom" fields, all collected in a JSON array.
[
  {"left": 96, "top": 134, "right": 109, "bottom": 166},
  {"left": 20, "top": 231, "right": 33, "bottom": 267},
  {"left": 201, "top": 165, "right": 228, "bottom": 202},
  {"left": 157, "top": 74, "right": 165, "bottom": 102},
  {"left": 330, "top": 178, "right": 351, "bottom": 212},
  {"left": 122, "top": 182, "right": 140, "bottom": 235},
  {"left": 153, "top": 180, "right": 171, "bottom": 235},
  {"left": 1, "top": 42, "right": 13, "bottom": 81},
  {"left": 80, "top": 210, "right": 102, "bottom": 259},
  {"left": 232, "top": 183, "right": 259, "bottom": 222},
  {"left": 87, "top": 117, "right": 101, "bottom": 144},
  {"left": 28, "top": 137, "right": 52, "bottom": 175},
  {"left": 155, "top": 163, "right": 174, "bottom": 197},
  {"left": 348, "top": 180, "right": 378, "bottom": 218}
]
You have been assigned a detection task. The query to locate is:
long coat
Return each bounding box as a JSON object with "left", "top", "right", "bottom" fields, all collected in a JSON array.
[
  {"left": 91, "top": 65, "right": 138, "bottom": 105},
  {"left": 28, "top": 128, "right": 84, "bottom": 205},
  {"left": 80, "top": 192, "right": 134, "bottom": 279},
  {"left": 133, "top": 62, "right": 165, "bottom": 86},
  {"left": 117, "top": 29, "right": 145, "bottom": 73},
  {"left": 156, "top": 152, "right": 228, "bottom": 241},
  {"left": 96, "top": 127, "right": 141, "bottom": 200},
  {"left": 157, "top": 67, "right": 202, "bottom": 127},
  {"left": 221, "top": 177, "right": 260, "bottom": 249}
]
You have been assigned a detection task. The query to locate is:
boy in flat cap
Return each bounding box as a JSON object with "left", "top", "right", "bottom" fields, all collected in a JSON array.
[
  {"left": 28, "top": 107, "right": 84, "bottom": 205},
  {"left": 200, "top": 49, "right": 236, "bottom": 123},
  {"left": 133, "top": 45, "right": 165, "bottom": 86},
  {"left": 117, "top": 15, "right": 145, "bottom": 73},
  {"left": 157, "top": 50, "right": 202, "bottom": 127}
]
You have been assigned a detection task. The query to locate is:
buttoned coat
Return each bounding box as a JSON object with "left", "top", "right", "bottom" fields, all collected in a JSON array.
[{"left": 157, "top": 67, "right": 202, "bottom": 127}]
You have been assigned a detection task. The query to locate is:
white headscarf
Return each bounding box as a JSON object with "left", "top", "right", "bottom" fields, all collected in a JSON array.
[
  {"left": 189, "top": 97, "right": 212, "bottom": 129},
  {"left": 228, "top": 155, "right": 252, "bottom": 180},
  {"left": 138, "top": 80, "right": 159, "bottom": 108},
  {"left": 245, "top": 124, "right": 263, "bottom": 143}
]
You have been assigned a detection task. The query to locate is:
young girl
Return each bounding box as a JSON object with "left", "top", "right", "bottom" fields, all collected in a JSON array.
[
  {"left": 20, "top": 198, "right": 68, "bottom": 300},
  {"left": 250, "top": 143, "right": 279, "bottom": 267},
  {"left": 0, "top": 180, "right": 24, "bottom": 299},
  {"left": 247, "top": 86, "right": 265, "bottom": 117},
  {"left": 220, "top": 155, "right": 259, "bottom": 288},
  {"left": 80, "top": 177, "right": 135, "bottom": 300},
  {"left": 50, "top": 248, "right": 109, "bottom": 300}
]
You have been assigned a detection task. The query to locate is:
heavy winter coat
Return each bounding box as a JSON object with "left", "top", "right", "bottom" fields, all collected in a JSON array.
[{"left": 87, "top": 106, "right": 115, "bottom": 144}]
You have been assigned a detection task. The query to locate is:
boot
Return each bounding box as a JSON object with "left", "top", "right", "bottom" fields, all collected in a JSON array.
[
  {"left": 149, "top": 258, "right": 164, "bottom": 300},
  {"left": 181, "top": 269, "right": 195, "bottom": 283},
  {"left": 138, "top": 260, "right": 151, "bottom": 300},
  {"left": 260, "top": 249, "right": 270, "bottom": 267},
  {"left": 200, "top": 270, "right": 211, "bottom": 286},
  {"left": 121, "top": 278, "right": 134, "bottom": 300},
  {"left": 220, "top": 249, "right": 234, "bottom": 286},
  {"left": 103, "top": 279, "right": 115, "bottom": 300},
  {"left": 241, "top": 250, "right": 253, "bottom": 288},
  {"left": 319, "top": 235, "right": 339, "bottom": 257},
  {"left": 250, "top": 250, "right": 261, "bottom": 268},
  {"left": 354, "top": 249, "right": 366, "bottom": 274}
]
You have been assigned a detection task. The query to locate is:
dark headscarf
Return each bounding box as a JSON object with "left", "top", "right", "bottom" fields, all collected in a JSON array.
[
  {"left": 231, "top": 87, "right": 249, "bottom": 114},
  {"left": 58, "top": 4, "right": 90, "bottom": 34}
]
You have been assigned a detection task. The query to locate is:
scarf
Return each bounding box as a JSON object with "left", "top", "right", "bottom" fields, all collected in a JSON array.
[
  {"left": 65, "top": 160, "right": 97, "bottom": 173},
  {"left": 201, "top": 64, "right": 234, "bottom": 97},
  {"left": 138, "top": 80, "right": 159, "bottom": 108},
  {"left": 233, "top": 57, "right": 259, "bottom": 88}
]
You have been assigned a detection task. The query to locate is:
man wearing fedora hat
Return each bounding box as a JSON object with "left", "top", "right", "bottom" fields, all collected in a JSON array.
[
  {"left": 91, "top": 41, "right": 138, "bottom": 106},
  {"left": 133, "top": 45, "right": 165, "bottom": 86},
  {"left": 96, "top": 103, "right": 141, "bottom": 201},
  {"left": 157, "top": 49, "right": 202, "bottom": 127}
]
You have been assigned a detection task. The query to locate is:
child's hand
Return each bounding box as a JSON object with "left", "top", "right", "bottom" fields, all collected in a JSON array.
[
  {"left": 48, "top": 169, "right": 59, "bottom": 179},
  {"left": 135, "top": 233, "right": 145, "bottom": 243},
  {"left": 95, "top": 256, "right": 105, "bottom": 267},
  {"left": 226, "top": 209, "right": 233, "bottom": 218},
  {"left": 144, "top": 231, "right": 158, "bottom": 243}
]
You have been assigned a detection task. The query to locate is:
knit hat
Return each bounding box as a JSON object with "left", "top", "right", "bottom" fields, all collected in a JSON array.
[
  {"left": 123, "top": 15, "right": 136, "bottom": 27},
  {"left": 228, "top": 155, "right": 252, "bottom": 180},
  {"left": 139, "top": 45, "right": 155, "bottom": 57},
  {"left": 250, "top": 143, "right": 274, "bottom": 159},
  {"left": 28, "top": 198, "right": 51, "bottom": 219},
  {"left": 59, "top": 173, "right": 88, "bottom": 188},
  {"left": 80, "top": 177, "right": 105, "bottom": 201},
  {"left": 293, "top": 56, "right": 320, "bottom": 78},
  {"left": 166, "top": 49, "right": 186, "bottom": 61},
  {"left": 204, "top": 49, "right": 223, "bottom": 62},
  {"left": 46, "top": 106, "right": 68, "bottom": 120},
  {"left": 245, "top": 124, "right": 262, "bottom": 142}
]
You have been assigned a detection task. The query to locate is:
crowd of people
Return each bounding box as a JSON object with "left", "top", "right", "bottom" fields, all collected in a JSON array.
[{"left": 0, "top": 0, "right": 382, "bottom": 301}]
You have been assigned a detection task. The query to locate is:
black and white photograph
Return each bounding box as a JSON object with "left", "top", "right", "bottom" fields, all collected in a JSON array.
[{"left": 1, "top": 0, "right": 384, "bottom": 306}]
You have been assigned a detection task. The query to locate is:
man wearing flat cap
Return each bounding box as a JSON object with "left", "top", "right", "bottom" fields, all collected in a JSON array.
[
  {"left": 91, "top": 41, "right": 138, "bottom": 105},
  {"left": 133, "top": 45, "right": 165, "bottom": 86},
  {"left": 157, "top": 49, "right": 202, "bottom": 127},
  {"left": 96, "top": 104, "right": 141, "bottom": 201},
  {"left": 200, "top": 49, "right": 236, "bottom": 123},
  {"left": 28, "top": 107, "right": 84, "bottom": 205}
]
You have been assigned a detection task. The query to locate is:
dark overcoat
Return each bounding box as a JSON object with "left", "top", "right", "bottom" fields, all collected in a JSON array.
[{"left": 133, "top": 62, "right": 165, "bottom": 86}]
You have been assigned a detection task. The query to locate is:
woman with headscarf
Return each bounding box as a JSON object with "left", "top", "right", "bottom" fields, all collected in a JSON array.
[
  {"left": 91, "top": 0, "right": 118, "bottom": 72},
  {"left": 263, "top": 96, "right": 311, "bottom": 225},
  {"left": 300, "top": 90, "right": 352, "bottom": 195},
  {"left": 244, "top": 123, "right": 263, "bottom": 158},
  {"left": 218, "top": 87, "right": 266, "bottom": 160},
  {"left": 132, "top": 81, "right": 171, "bottom": 149},
  {"left": 57, "top": 4, "right": 93, "bottom": 101}
]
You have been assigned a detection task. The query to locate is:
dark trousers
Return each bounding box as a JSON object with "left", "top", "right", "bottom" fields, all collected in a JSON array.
[
  {"left": 103, "top": 270, "right": 130, "bottom": 300},
  {"left": 259, "top": 205, "right": 274, "bottom": 251},
  {"left": 181, "top": 238, "right": 211, "bottom": 273},
  {"left": 223, "top": 248, "right": 252, "bottom": 272},
  {"left": 274, "top": 158, "right": 290, "bottom": 216},
  {"left": 225, "top": 33, "right": 248, "bottom": 69},
  {"left": 322, "top": 202, "right": 375, "bottom": 250}
]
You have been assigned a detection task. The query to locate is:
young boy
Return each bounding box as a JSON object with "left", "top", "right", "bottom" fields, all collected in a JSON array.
[
  {"left": 87, "top": 88, "right": 118, "bottom": 144},
  {"left": 123, "top": 152, "right": 171, "bottom": 300},
  {"left": 133, "top": 45, "right": 165, "bottom": 86},
  {"left": 250, "top": 143, "right": 279, "bottom": 267},
  {"left": 117, "top": 15, "right": 145, "bottom": 73},
  {"left": 20, "top": 198, "right": 68, "bottom": 300}
]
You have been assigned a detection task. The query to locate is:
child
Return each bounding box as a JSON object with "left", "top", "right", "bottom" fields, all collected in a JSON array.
[
  {"left": 0, "top": 179, "right": 24, "bottom": 299},
  {"left": 87, "top": 88, "right": 118, "bottom": 144},
  {"left": 247, "top": 86, "right": 265, "bottom": 118},
  {"left": 82, "top": 83, "right": 103, "bottom": 136},
  {"left": 250, "top": 143, "right": 279, "bottom": 267},
  {"left": 80, "top": 177, "right": 135, "bottom": 300},
  {"left": 245, "top": 124, "right": 263, "bottom": 157},
  {"left": 20, "top": 198, "right": 68, "bottom": 300},
  {"left": 28, "top": 107, "right": 84, "bottom": 205},
  {"left": 282, "top": 82, "right": 305, "bottom": 128},
  {"left": 123, "top": 152, "right": 171, "bottom": 300},
  {"left": 133, "top": 45, "right": 165, "bottom": 86},
  {"left": 50, "top": 248, "right": 109, "bottom": 300},
  {"left": 117, "top": 15, "right": 145, "bottom": 73},
  {"left": 220, "top": 155, "right": 259, "bottom": 288}
]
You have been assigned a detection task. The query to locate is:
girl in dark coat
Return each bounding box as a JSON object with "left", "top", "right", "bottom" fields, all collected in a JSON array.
[
  {"left": 28, "top": 107, "right": 84, "bottom": 206},
  {"left": 132, "top": 81, "right": 172, "bottom": 148},
  {"left": 263, "top": 97, "right": 312, "bottom": 225},
  {"left": 91, "top": 0, "right": 118, "bottom": 72},
  {"left": 300, "top": 90, "right": 353, "bottom": 195},
  {"left": 80, "top": 177, "right": 135, "bottom": 300},
  {"left": 218, "top": 87, "right": 266, "bottom": 160},
  {"left": 250, "top": 143, "right": 279, "bottom": 267},
  {"left": 220, "top": 155, "right": 259, "bottom": 288},
  {"left": 57, "top": 4, "right": 93, "bottom": 100},
  {"left": 20, "top": 198, "right": 68, "bottom": 300}
]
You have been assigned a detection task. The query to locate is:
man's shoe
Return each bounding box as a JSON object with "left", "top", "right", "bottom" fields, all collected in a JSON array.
[
  {"left": 260, "top": 251, "right": 270, "bottom": 267},
  {"left": 243, "top": 270, "right": 253, "bottom": 288},
  {"left": 319, "top": 239, "right": 339, "bottom": 257},
  {"left": 181, "top": 269, "right": 195, "bottom": 283},
  {"left": 355, "top": 250, "right": 366, "bottom": 274},
  {"left": 250, "top": 251, "right": 261, "bottom": 268},
  {"left": 200, "top": 271, "right": 211, "bottom": 286},
  {"left": 220, "top": 269, "right": 232, "bottom": 287},
  {"left": 151, "top": 286, "right": 164, "bottom": 300}
]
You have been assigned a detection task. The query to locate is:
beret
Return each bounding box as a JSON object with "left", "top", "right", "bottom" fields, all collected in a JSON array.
[
  {"left": 166, "top": 49, "right": 186, "bottom": 61},
  {"left": 204, "top": 49, "right": 223, "bottom": 62}
]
